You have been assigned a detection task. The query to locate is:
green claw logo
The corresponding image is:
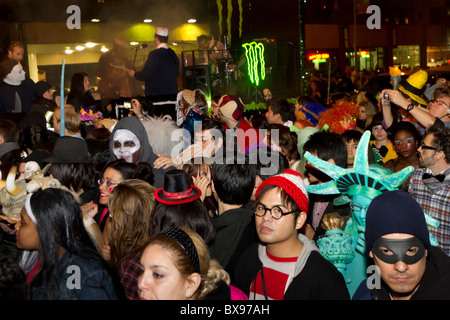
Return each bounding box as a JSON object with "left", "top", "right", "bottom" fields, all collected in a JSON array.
[{"left": 242, "top": 42, "right": 266, "bottom": 86}]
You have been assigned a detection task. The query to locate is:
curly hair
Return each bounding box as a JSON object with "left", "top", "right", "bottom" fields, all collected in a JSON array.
[{"left": 427, "top": 125, "right": 450, "bottom": 162}]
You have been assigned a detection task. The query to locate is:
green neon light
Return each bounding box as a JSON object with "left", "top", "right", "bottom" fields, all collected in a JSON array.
[{"left": 242, "top": 42, "right": 266, "bottom": 86}]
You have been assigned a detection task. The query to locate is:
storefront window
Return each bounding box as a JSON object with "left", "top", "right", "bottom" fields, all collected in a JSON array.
[{"left": 392, "top": 45, "right": 420, "bottom": 69}]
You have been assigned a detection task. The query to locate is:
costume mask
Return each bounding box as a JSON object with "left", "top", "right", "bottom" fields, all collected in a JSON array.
[
  {"left": 4, "top": 64, "right": 25, "bottom": 85},
  {"left": 113, "top": 129, "right": 141, "bottom": 164},
  {"left": 372, "top": 236, "right": 426, "bottom": 264}
]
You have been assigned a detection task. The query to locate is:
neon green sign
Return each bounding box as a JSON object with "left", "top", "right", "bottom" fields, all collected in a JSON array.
[{"left": 242, "top": 42, "right": 266, "bottom": 86}]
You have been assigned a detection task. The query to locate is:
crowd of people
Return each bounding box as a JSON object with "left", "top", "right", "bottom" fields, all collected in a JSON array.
[{"left": 0, "top": 26, "right": 450, "bottom": 302}]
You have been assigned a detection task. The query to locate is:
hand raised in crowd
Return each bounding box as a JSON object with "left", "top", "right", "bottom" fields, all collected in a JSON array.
[
  {"left": 153, "top": 154, "right": 177, "bottom": 169},
  {"left": 131, "top": 98, "right": 144, "bottom": 119},
  {"left": 80, "top": 201, "right": 98, "bottom": 219},
  {"left": 380, "top": 89, "right": 409, "bottom": 109},
  {"left": 102, "top": 244, "right": 111, "bottom": 261},
  {"left": 192, "top": 166, "right": 211, "bottom": 202}
]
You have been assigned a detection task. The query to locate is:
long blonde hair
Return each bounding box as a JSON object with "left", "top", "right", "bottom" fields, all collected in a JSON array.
[{"left": 108, "top": 179, "right": 155, "bottom": 267}]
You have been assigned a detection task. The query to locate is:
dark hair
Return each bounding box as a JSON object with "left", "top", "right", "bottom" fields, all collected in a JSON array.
[
  {"left": 182, "top": 157, "right": 213, "bottom": 184},
  {"left": 103, "top": 159, "right": 154, "bottom": 185},
  {"left": 28, "top": 188, "right": 112, "bottom": 299},
  {"left": 48, "top": 163, "right": 97, "bottom": 193},
  {"left": 427, "top": 125, "right": 450, "bottom": 162},
  {"left": 86, "top": 128, "right": 111, "bottom": 173},
  {"left": 211, "top": 155, "right": 257, "bottom": 205},
  {"left": 0, "top": 118, "right": 19, "bottom": 142},
  {"left": 296, "top": 95, "right": 314, "bottom": 106},
  {"left": 265, "top": 124, "right": 300, "bottom": 162},
  {"left": 0, "top": 253, "right": 29, "bottom": 299},
  {"left": 156, "top": 34, "right": 168, "bottom": 43},
  {"left": 341, "top": 129, "right": 363, "bottom": 144},
  {"left": 150, "top": 200, "right": 215, "bottom": 245},
  {"left": 19, "top": 124, "right": 52, "bottom": 152},
  {"left": 251, "top": 147, "right": 290, "bottom": 181},
  {"left": 268, "top": 97, "right": 293, "bottom": 122},
  {"left": 69, "top": 72, "right": 89, "bottom": 98},
  {"left": 303, "top": 131, "right": 347, "bottom": 168},
  {"left": 390, "top": 121, "right": 422, "bottom": 146},
  {"left": 0, "top": 58, "right": 18, "bottom": 79},
  {"left": 67, "top": 72, "right": 96, "bottom": 111}
]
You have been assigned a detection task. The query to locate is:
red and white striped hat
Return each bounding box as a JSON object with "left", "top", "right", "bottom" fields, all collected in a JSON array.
[{"left": 255, "top": 169, "right": 309, "bottom": 213}]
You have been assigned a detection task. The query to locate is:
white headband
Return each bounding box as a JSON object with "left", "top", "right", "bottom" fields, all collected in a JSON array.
[{"left": 24, "top": 193, "right": 37, "bottom": 224}]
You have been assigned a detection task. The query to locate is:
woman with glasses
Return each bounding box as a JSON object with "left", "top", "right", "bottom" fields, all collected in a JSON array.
[{"left": 81, "top": 160, "right": 151, "bottom": 231}]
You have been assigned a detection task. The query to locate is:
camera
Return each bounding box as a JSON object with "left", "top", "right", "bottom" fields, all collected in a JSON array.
[{"left": 383, "top": 92, "right": 390, "bottom": 101}]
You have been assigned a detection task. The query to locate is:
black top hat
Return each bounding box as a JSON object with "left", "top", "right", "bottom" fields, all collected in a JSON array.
[
  {"left": 44, "top": 136, "right": 91, "bottom": 164},
  {"left": 155, "top": 169, "right": 201, "bottom": 205}
]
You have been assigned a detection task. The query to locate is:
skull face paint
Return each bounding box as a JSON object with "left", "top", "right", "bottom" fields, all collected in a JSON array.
[{"left": 113, "top": 129, "right": 141, "bottom": 163}]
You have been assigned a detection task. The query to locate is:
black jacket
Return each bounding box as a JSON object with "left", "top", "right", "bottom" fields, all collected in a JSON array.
[
  {"left": 134, "top": 46, "right": 179, "bottom": 98},
  {"left": 233, "top": 233, "right": 350, "bottom": 300},
  {"left": 353, "top": 246, "right": 450, "bottom": 300}
]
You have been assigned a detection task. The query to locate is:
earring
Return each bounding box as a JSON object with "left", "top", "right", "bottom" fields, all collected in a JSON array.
[{"left": 186, "top": 291, "right": 192, "bottom": 297}]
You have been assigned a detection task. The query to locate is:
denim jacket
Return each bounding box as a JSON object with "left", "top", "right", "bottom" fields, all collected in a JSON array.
[{"left": 31, "top": 251, "right": 117, "bottom": 300}]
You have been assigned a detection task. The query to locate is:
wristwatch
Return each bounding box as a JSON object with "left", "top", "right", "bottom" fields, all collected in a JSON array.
[{"left": 406, "top": 103, "right": 415, "bottom": 112}]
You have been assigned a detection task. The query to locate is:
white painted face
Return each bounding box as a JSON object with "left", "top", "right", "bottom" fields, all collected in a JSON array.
[
  {"left": 113, "top": 129, "right": 141, "bottom": 163},
  {"left": 5, "top": 64, "right": 25, "bottom": 84}
]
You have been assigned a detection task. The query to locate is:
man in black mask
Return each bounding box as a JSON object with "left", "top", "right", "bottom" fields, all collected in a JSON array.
[{"left": 353, "top": 190, "right": 450, "bottom": 300}]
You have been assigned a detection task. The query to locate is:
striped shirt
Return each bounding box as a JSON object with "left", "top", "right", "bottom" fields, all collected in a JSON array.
[
  {"left": 249, "top": 249, "right": 297, "bottom": 300},
  {"left": 408, "top": 166, "right": 450, "bottom": 256}
]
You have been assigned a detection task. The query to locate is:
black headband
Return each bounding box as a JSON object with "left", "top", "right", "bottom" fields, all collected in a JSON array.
[{"left": 160, "top": 227, "right": 200, "bottom": 273}]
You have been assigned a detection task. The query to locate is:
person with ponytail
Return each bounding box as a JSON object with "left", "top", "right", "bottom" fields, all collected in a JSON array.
[{"left": 137, "top": 227, "right": 247, "bottom": 300}]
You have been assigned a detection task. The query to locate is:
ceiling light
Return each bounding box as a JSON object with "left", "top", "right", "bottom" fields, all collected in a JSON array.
[
  {"left": 101, "top": 47, "right": 109, "bottom": 53},
  {"left": 91, "top": 18, "right": 100, "bottom": 23},
  {"left": 143, "top": 19, "right": 152, "bottom": 23},
  {"left": 75, "top": 46, "right": 85, "bottom": 51},
  {"left": 130, "top": 42, "right": 139, "bottom": 46},
  {"left": 85, "top": 42, "right": 96, "bottom": 48},
  {"left": 65, "top": 49, "right": 73, "bottom": 54},
  {"left": 187, "top": 19, "right": 197, "bottom": 23}
]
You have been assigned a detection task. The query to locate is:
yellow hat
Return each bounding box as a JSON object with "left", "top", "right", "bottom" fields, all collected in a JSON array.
[{"left": 398, "top": 70, "right": 428, "bottom": 106}]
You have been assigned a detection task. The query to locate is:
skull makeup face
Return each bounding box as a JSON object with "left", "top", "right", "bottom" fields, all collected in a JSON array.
[{"left": 113, "top": 129, "right": 141, "bottom": 164}]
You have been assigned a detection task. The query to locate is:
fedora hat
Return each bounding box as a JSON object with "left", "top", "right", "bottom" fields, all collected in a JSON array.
[
  {"left": 399, "top": 70, "right": 428, "bottom": 106},
  {"left": 44, "top": 136, "right": 91, "bottom": 164},
  {"left": 155, "top": 169, "right": 201, "bottom": 205}
]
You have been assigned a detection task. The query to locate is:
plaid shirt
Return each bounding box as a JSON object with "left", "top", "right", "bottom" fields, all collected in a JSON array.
[
  {"left": 408, "top": 166, "right": 450, "bottom": 256},
  {"left": 118, "top": 252, "right": 142, "bottom": 300}
]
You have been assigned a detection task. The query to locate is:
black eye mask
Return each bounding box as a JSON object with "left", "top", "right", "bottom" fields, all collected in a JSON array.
[{"left": 372, "top": 237, "right": 426, "bottom": 264}]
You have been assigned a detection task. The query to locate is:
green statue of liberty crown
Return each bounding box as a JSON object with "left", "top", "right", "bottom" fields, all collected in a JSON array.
[{"left": 304, "top": 130, "right": 413, "bottom": 197}]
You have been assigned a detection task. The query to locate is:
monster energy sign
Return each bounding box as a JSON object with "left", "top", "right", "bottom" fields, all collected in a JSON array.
[{"left": 242, "top": 42, "right": 266, "bottom": 86}]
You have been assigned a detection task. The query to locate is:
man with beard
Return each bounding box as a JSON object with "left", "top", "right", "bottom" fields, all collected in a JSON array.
[{"left": 408, "top": 125, "right": 450, "bottom": 256}]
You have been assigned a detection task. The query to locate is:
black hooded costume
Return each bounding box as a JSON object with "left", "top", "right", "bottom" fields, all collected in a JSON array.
[{"left": 109, "top": 116, "right": 174, "bottom": 188}]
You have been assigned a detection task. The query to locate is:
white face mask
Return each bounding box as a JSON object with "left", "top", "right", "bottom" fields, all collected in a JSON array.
[
  {"left": 4, "top": 64, "right": 25, "bottom": 85},
  {"left": 113, "top": 129, "right": 141, "bottom": 163}
]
